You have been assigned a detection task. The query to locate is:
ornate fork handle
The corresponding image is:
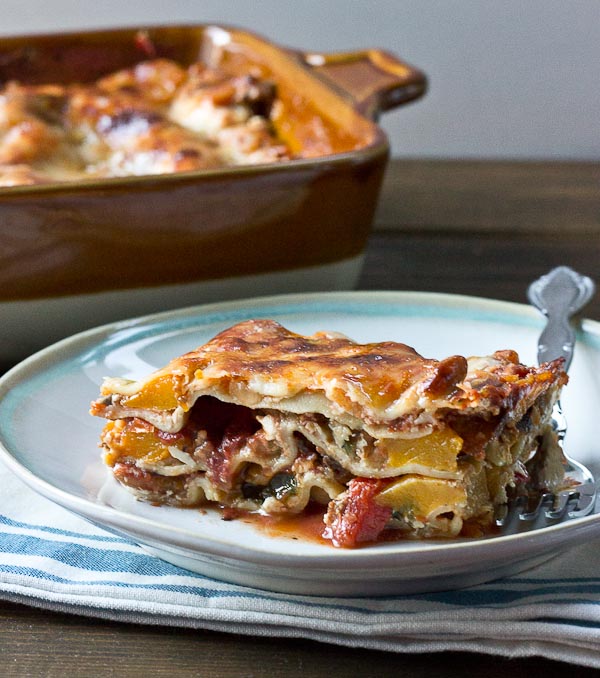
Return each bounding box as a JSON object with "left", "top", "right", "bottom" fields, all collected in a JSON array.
[{"left": 527, "top": 266, "right": 595, "bottom": 370}]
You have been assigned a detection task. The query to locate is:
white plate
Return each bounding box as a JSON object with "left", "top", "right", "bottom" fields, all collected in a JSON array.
[{"left": 1, "top": 291, "right": 600, "bottom": 597}]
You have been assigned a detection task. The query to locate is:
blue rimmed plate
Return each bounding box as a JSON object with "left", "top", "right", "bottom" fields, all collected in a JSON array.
[{"left": 0, "top": 291, "right": 599, "bottom": 596}]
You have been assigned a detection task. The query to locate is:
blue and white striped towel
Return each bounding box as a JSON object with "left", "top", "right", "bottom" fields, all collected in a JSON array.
[{"left": 2, "top": 459, "right": 600, "bottom": 669}]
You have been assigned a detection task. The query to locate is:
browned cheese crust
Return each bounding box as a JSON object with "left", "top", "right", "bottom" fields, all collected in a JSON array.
[
  {"left": 92, "top": 319, "right": 566, "bottom": 436},
  {"left": 0, "top": 59, "right": 291, "bottom": 186}
]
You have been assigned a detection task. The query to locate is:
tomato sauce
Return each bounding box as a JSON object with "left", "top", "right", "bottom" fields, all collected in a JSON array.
[{"left": 226, "top": 503, "right": 331, "bottom": 546}]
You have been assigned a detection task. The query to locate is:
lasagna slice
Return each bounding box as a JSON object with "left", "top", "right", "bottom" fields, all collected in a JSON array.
[{"left": 90, "top": 319, "right": 568, "bottom": 548}]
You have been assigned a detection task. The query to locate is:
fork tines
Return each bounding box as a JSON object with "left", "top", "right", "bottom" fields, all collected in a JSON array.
[{"left": 496, "top": 486, "right": 596, "bottom": 533}]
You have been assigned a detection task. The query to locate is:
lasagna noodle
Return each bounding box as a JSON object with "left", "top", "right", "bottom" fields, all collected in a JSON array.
[{"left": 91, "top": 319, "right": 568, "bottom": 547}]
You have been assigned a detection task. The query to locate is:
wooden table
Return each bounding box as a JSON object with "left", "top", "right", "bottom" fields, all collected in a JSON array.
[{"left": 1, "top": 159, "right": 599, "bottom": 677}]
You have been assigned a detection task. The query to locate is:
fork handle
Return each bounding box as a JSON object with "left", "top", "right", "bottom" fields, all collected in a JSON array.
[
  {"left": 536, "top": 317, "right": 576, "bottom": 369},
  {"left": 527, "top": 266, "right": 595, "bottom": 370}
]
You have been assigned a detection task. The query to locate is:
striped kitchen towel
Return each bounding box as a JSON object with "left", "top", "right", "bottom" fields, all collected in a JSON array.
[{"left": 1, "top": 458, "right": 600, "bottom": 669}]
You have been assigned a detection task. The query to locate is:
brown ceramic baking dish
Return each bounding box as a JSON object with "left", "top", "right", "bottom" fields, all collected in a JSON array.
[{"left": 0, "top": 24, "right": 426, "bottom": 364}]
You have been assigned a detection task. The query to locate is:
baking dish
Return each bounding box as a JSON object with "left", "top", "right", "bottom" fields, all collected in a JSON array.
[{"left": 0, "top": 24, "right": 426, "bottom": 365}]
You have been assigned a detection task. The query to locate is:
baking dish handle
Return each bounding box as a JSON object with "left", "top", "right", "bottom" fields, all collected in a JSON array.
[{"left": 299, "top": 49, "right": 427, "bottom": 120}]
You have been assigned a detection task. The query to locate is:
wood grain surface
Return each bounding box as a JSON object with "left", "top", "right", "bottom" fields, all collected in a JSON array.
[
  {"left": 376, "top": 159, "right": 600, "bottom": 234},
  {"left": 362, "top": 230, "right": 600, "bottom": 319},
  {"left": 1, "top": 159, "right": 599, "bottom": 677}
]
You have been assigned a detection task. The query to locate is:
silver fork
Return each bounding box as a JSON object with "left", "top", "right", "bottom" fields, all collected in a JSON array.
[{"left": 495, "top": 266, "right": 597, "bottom": 533}]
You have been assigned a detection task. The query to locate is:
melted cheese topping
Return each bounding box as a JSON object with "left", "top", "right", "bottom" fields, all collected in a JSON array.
[
  {"left": 0, "top": 59, "right": 291, "bottom": 187},
  {"left": 94, "top": 319, "right": 567, "bottom": 437}
]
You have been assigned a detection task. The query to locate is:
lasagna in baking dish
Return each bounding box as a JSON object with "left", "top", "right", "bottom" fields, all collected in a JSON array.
[
  {"left": 0, "top": 58, "right": 290, "bottom": 186},
  {"left": 90, "top": 319, "right": 568, "bottom": 548}
]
